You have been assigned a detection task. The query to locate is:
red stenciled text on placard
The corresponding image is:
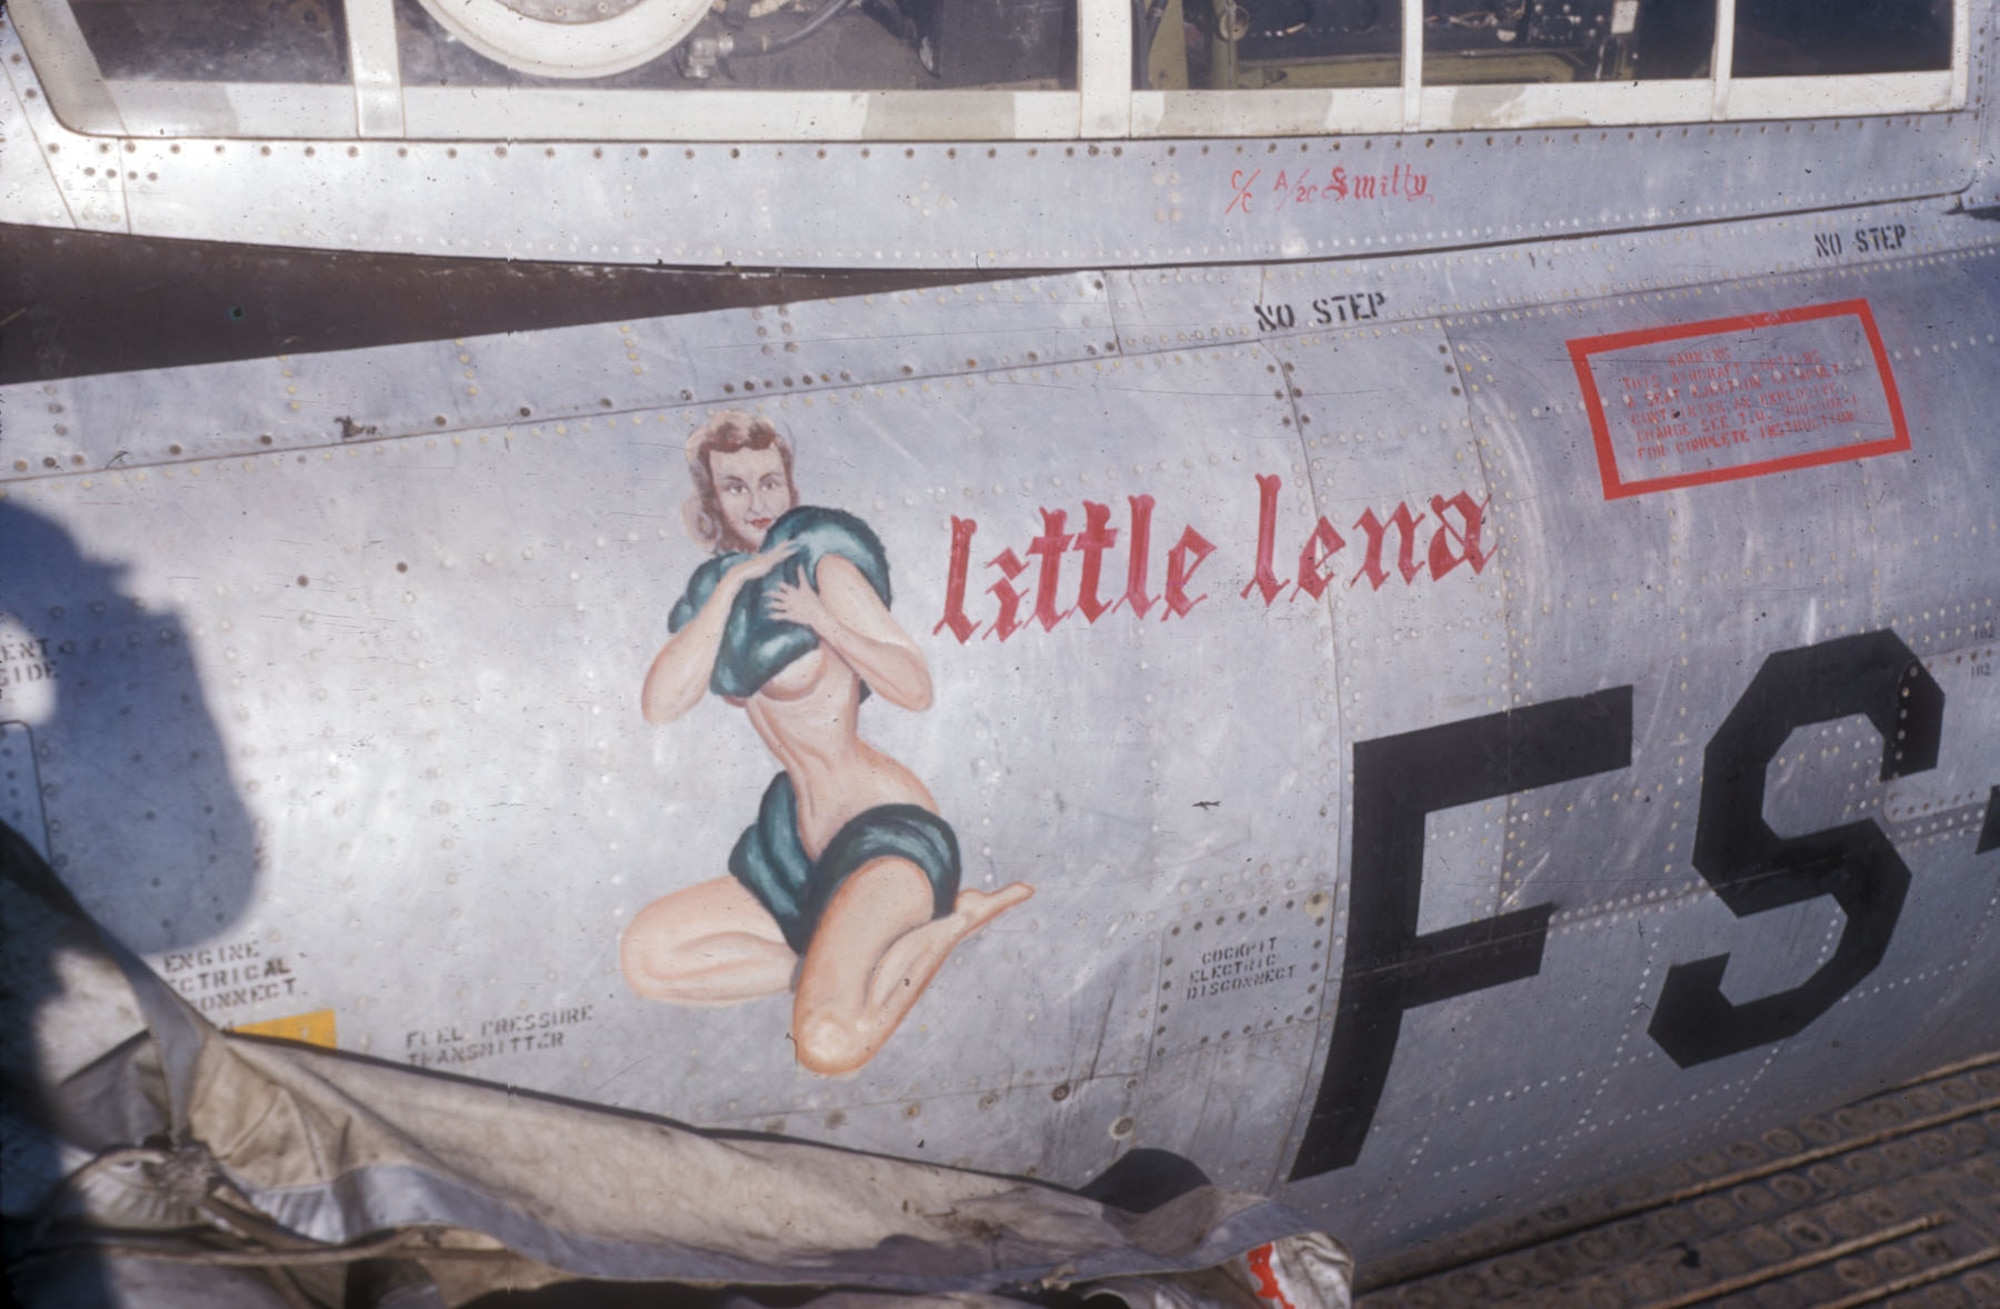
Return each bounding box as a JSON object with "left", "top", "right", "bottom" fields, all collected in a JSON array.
[{"left": 1620, "top": 345, "right": 1861, "bottom": 463}]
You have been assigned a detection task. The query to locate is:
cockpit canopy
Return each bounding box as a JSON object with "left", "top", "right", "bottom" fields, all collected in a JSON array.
[{"left": 12, "top": 0, "right": 1965, "bottom": 139}]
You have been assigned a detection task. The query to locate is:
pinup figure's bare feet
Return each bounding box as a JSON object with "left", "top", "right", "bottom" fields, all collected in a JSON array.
[
  {"left": 953, "top": 881, "right": 1036, "bottom": 931},
  {"left": 792, "top": 868, "right": 1035, "bottom": 1076},
  {"left": 621, "top": 868, "right": 1034, "bottom": 1074}
]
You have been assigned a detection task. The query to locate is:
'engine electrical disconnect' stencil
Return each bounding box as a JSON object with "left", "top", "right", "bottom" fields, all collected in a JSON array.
[{"left": 1567, "top": 299, "right": 1909, "bottom": 499}]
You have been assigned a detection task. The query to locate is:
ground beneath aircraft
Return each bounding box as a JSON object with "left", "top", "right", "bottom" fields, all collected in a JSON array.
[{"left": 1358, "top": 1054, "right": 2000, "bottom": 1309}]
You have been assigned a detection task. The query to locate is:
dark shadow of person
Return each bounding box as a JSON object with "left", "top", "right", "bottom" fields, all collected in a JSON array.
[{"left": 1, "top": 497, "right": 263, "bottom": 1306}]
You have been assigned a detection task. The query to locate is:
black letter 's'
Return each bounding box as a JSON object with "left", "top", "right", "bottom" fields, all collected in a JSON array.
[{"left": 1648, "top": 632, "right": 1943, "bottom": 1067}]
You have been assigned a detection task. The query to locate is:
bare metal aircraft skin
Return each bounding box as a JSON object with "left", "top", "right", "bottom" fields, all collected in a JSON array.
[
  {"left": 4, "top": 193, "right": 1997, "bottom": 1261},
  {"left": 0, "top": 0, "right": 1990, "bottom": 271},
  {"left": 2, "top": 0, "right": 2000, "bottom": 1279}
]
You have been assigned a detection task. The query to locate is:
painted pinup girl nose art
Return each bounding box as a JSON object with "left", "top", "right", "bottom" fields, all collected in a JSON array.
[{"left": 620, "top": 412, "right": 1034, "bottom": 1075}]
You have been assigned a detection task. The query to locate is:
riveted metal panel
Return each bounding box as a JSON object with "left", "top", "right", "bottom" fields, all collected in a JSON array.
[
  {"left": 1302, "top": 244, "right": 2000, "bottom": 1257},
  {"left": 0, "top": 722, "right": 49, "bottom": 859},
  {"left": 1, "top": 15, "right": 1988, "bottom": 271},
  {"left": 1, "top": 31, "right": 124, "bottom": 232},
  {"left": 0, "top": 53, "right": 72, "bottom": 231},
  {"left": 2, "top": 207, "right": 1996, "bottom": 1263}
]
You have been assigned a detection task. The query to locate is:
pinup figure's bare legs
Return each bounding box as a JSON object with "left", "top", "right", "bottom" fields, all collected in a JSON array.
[
  {"left": 619, "top": 867, "right": 1034, "bottom": 1072},
  {"left": 621, "top": 877, "right": 795, "bottom": 1004},
  {"left": 792, "top": 862, "right": 1034, "bottom": 1075}
]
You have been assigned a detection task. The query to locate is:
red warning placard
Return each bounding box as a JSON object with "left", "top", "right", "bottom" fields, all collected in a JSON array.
[{"left": 1568, "top": 299, "right": 1909, "bottom": 500}]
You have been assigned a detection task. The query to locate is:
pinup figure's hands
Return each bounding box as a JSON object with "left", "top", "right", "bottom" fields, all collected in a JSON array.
[
  {"left": 766, "top": 573, "right": 833, "bottom": 635},
  {"left": 723, "top": 540, "right": 800, "bottom": 591},
  {"left": 641, "top": 541, "right": 803, "bottom": 727}
]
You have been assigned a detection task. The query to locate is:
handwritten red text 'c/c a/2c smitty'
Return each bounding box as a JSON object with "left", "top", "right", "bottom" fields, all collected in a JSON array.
[
  {"left": 1225, "top": 164, "right": 1431, "bottom": 217},
  {"left": 933, "top": 474, "right": 1494, "bottom": 643}
]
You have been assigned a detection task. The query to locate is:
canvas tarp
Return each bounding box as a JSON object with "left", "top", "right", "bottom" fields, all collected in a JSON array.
[{"left": 0, "top": 824, "right": 1351, "bottom": 1308}]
